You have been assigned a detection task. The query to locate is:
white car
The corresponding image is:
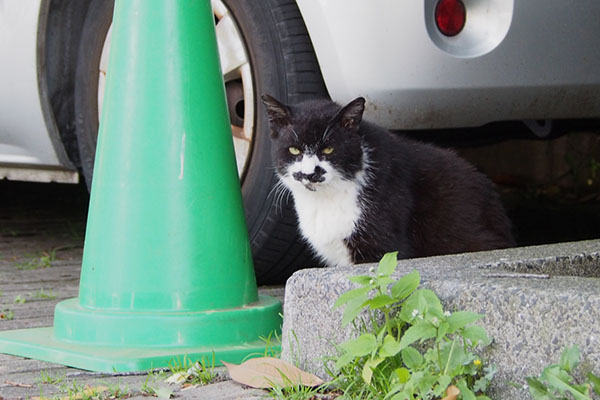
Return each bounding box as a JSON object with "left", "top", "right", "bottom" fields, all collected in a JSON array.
[{"left": 2, "top": 0, "right": 600, "bottom": 282}]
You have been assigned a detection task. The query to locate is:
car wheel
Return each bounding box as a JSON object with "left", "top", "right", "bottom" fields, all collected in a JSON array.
[{"left": 74, "top": 0, "right": 327, "bottom": 283}]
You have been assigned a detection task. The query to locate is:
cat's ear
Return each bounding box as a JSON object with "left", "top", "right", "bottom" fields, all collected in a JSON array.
[
  {"left": 261, "top": 94, "right": 292, "bottom": 137},
  {"left": 333, "top": 97, "right": 365, "bottom": 132}
]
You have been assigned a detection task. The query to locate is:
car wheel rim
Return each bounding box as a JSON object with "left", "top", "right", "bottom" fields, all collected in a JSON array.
[{"left": 97, "top": 0, "right": 255, "bottom": 180}]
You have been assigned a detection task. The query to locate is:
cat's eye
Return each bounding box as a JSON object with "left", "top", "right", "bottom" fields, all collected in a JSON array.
[
  {"left": 322, "top": 147, "right": 334, "bottom": 155},
  {"left": 288, "top": 147, "right": 301, "bottom": 155}
]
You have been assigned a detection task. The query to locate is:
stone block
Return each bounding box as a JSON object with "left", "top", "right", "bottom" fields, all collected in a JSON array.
[{"left": 281, "top": 240, "right": 600, "bottom": 399}]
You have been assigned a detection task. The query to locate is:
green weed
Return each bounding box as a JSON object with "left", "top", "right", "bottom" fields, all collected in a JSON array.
[
  {"left": 31, "top": 288, "right": 57, "bottom": 300},
  {"left": 328, "top": 252, "right": 495, "bottom": 399},
  {"left": 261, "top": 330, "right": 283, "bottom": 358},
  {"left": 38, "top": 370, "right": 64, "bottom": 385},
  {"left": 268, "top": 375, "right": 330, "bottom": 400},
  {"left": 167, "top": 354, "right": 217, "bottom": 386},
  {"left": 0, "top": 308, "right": 14, "bottom": 320},
  {"left": 527, "top": 345, "right": 600, "bottom": 400},
  {"left": 16, "top": 249, "right": 57, "bottom": 270}
]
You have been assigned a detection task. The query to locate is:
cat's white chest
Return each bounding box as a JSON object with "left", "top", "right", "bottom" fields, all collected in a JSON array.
[{"left": 290, "top": 179, "right": 363, "bottom": 267}]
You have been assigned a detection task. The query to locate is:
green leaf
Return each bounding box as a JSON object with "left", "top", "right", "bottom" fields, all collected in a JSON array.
[
  {"left": 380, "top": 334, "right": 402, "bottom": 358},
  {"left": 400, "top": 346, "right": 423, "bottom": 369},
  {"left": 437, "top": 321, "right": 450, "bottom": 342},
  {"left": 399, "top": 289, "right": 444, "bottom": 323},
  {"left": 340, "top": 333, "right": 378, "bottom": 357},
  {"left": 395, "top": 367, "right": 410, "bottom": 384},
  {"left": 588, "top": 372, "right": 600, "bottom": 394},
  {"left": 398, "top": 321, "right": 436, "bottom": 350},
  {"left": 544, "top": 366, "right": 592, "bottom": 400},
  {"left": 362, "top": 357, "right": 384, "bottom": 384},
  {"left": 462, "top": 325, "right": 492, "bottom": 346},
  {"left": 390, "top": 270, "right": 420, "bottom": 301},
  {"left": 559, "top": 345, "right": 580, "bottom": 373},
  {"left": 334, "top": 351, "right": 355, "bottom": 370},
  {"left": 365, "top": 294, "right": 397, "bottom": 310},
  {"left": 348, "top": 275, "right": 374, "bottom": 286},
  {"left": 435, "top": 375, "right": 452, "bottom": 397},
  {"left": 527, "top": 377, "right": 550, "bottom": 400},
  {"left": 440, "top": 340, "right": 468, "bottom": 376},
  {"left": 333, "top": 286, "right": 371, "bottom": 310},
  {"left": 473, "top": 377, "right": 488, "bottom": 394},
  {"left": 446, "top": 311, "right": 484, "bottom": 333},
  {"left": 417, "top": 374, "right": 438, "bottom": 397},
  {"left": 377, "top": 276, "right": 395, "bottom": 291},
  {"left": 341, "top": 296, "right": 367, "bottom": 327},
  {"left": 377, "top": 252, "right": 398, "bottom": 277},
  {"left": 456, "top": 378, "right": 477, "bottom": 400}
]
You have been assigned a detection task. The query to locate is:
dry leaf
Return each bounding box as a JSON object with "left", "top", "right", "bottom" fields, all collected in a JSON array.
[
  {"left": 441, "top": 385, "right": 460, "bottom": 400},
  {"left": 165, "top": 371, "right": 188, "bottom": 384},
  {"left": 222, "top": 357, "right": 324, "bottom": 389}
]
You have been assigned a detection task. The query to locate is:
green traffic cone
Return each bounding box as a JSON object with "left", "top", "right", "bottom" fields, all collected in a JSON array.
[{"left": 0, "top": 0, "right": 282, "bottom": 372}]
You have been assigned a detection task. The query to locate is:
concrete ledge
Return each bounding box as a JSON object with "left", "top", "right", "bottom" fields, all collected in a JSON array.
[{"left": 281, "top": 240, "right": 600, "bottom": 399}]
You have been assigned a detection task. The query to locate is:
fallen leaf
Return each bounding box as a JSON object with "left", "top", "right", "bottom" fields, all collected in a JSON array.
[
  {"left": 441, "top": 385, "right": 460, "bottom": 400},
  {"left": 165, "top": 371, "right": 187, "bottom": 384},
  {"left": 222, "top": 357, "right": 324, "bottom": 389},
  {"left": 155, "top": 384, "right": 174, "bottom": 399}
]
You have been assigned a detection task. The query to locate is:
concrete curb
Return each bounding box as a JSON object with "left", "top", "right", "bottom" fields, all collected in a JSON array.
[{"left": 281, "top": 240, "right": 600, "bottom": 399}]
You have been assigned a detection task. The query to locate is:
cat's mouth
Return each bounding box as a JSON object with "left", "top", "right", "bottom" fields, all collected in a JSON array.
[
  {"left": 303, "top": 182, "right": 317, "bottom": 191},
  {"left": 292, "top": 170, "right": 326, "bottom": 192}
]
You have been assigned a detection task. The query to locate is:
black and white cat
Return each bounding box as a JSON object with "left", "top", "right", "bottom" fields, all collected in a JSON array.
[{"left": 262, "top": 95, "right": 515, "bottom": 267}]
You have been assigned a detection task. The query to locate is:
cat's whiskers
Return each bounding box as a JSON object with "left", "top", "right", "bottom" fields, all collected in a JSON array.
[{"left": 270, "top": 179, "right": 291, "bottom": 216}]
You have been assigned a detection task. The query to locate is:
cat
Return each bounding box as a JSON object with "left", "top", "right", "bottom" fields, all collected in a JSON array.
[{"left": 262, "top": 94, "right": 515, "bottom": 268}]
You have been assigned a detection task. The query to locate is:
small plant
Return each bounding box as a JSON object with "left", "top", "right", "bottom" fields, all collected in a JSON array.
[
  {"left": 16, "top": 249, "right": 57, "bottom": 270},
  {"left": 141, "top": 372, "right": 159, "bottom": 396},
  {"left": 102, "top": 380, "right": 130, "bottom": 399},
  {"left": 268, "top": 375, "right": 330, "bottom": 400},
  {"left": 13, "top": 294, "right": 26, "bottom": 304},
  {"left": 526, "top": 345, "right": 600, "bottom": 400},
  {"left": 261, "top": 330, "right": 283, "bottom": 358},
  {"left": 31, "top": 288, "right": 57, "bottom": 300},
  {"left": 166, "top": 354, "right": 217, "bottom": 386},
  {"left": 142, "top": 370, "right": 173, "bottom": 398},
  {"left": 329, "top": 252, "right": 495, "bottom": 399},
  {"left": 58, "top": 380, "right": 107, "bottom": 399},
  {"left": 0, "top": 308, "right": 14, "bottom": 320},
  {"left": 38, "top": 369, "right": 64, "bottom": 385}
]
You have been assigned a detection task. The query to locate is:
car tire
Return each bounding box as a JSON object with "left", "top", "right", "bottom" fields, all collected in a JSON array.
[{"left": 74, "top": 0, "right": 327, "bottom": 284}]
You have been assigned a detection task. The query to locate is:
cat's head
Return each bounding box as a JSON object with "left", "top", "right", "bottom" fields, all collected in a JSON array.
[{"left": 261, "top": 94, "right": 366, "bottom": 192}]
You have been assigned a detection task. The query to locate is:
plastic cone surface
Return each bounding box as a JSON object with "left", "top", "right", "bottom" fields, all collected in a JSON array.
[{"left": 0, "top": 0, "right": 281, "bottom": 372}]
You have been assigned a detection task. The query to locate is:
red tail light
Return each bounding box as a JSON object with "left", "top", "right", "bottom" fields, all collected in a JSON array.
[{"left": 435, "top": 0, "right": 466, "bottom": 37}]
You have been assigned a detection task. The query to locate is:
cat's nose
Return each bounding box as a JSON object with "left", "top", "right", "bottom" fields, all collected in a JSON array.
[{"left": 293, "top": 166, "right": 326, "bottom": 183}]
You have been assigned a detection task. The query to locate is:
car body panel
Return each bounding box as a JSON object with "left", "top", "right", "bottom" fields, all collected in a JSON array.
[
  {"left": 1, "top": 0, "right": 600, "bottom": 182},
  {"left": 0, "top": 0, "right": 61, "bottom": 166},
  {"left": 296, "top": 0, "right": 600, "bottom": 129}
]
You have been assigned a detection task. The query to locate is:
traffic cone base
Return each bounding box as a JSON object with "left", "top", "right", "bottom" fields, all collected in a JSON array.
[{"left": 0, "top": 313, "right": 279, "bottom": 372}]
